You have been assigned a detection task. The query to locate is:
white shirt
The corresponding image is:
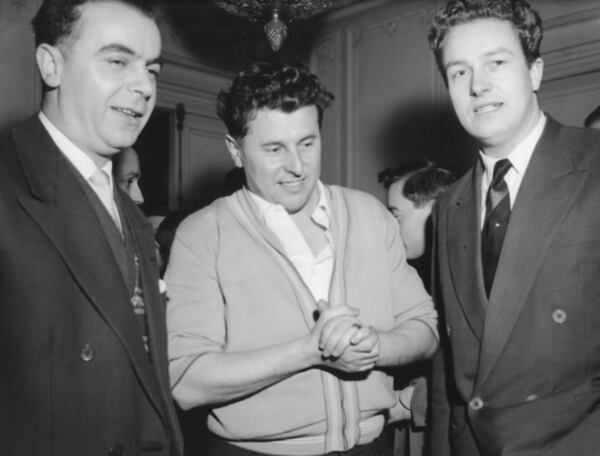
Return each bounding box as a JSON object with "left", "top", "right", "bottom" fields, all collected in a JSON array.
[
  {"left": 248, "top": 181, "right": 333, "bottom": 303},
  {"left": 38, "top": 112, "right": 122, "bottom": 227},
  {"left": 480, "top": 114, "right": 547, "bottom": 228}
]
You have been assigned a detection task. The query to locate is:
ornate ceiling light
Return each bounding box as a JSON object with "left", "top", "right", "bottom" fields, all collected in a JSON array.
[{"left": 212, "top": 0, "right": 333, "bottom": 51}]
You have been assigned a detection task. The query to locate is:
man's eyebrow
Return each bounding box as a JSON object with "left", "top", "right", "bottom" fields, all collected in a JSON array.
[
  {"left": 260, "top": 140, "right": 284, "bottom": 147},
  {"left": 444, "top": 47, "right": 515, "bottom": 71},
  {"left": 97, "top": 43, "right": 135, "bottom": 56},
  {"left": 483, "top": 47, "right": 514, "bottom": 58},
  {"left": 97, "top": 43, "right": 163, "bottom": 66}
]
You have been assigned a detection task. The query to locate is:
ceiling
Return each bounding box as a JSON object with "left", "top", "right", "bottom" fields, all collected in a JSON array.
[{"left": 155, "top": 0, "right": 375, "bottom": 72}]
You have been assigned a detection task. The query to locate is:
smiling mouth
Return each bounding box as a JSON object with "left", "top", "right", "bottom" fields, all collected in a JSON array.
[
  {"left": 474, "top": 103, "right": 503, "bottom": 114},
  {"left": 113, "top": 107, "right": 143, "bottom": 118},
  {"left": 280, "top": 179, "right": 305, "bottom": 188}
]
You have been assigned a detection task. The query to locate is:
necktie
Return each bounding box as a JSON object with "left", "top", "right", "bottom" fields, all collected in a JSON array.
[
  {"left": 481, "top": 159, "right": 512, "bottom": 297},
  {"left": 89, "top": 168, "right": 123, "bottom": 234}
]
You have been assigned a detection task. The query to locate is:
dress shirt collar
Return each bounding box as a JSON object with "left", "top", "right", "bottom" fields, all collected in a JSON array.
[
  {"left": 38, "top": 111, "right": 115, "bottom": 183},
  {"left": 479, "top": 113, "right": 546, "bottom": 182},
  {"left": 247, "top": 181, "right": 331, "bottom": 230}
]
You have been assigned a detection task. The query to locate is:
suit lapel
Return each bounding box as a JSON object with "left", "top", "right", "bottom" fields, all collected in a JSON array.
[
  {"left": 446, "top": 165, "right": 487, "bottom": 339},
  {"left": 15, "top": 117, "right": 167, "bottom": 422},
  {"left": 475, "top": 118, "right": 587, "bottom": 390}
]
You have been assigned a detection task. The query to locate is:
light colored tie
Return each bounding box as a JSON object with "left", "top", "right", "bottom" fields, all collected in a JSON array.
[{"left": 89, "top": 168, "right": 123, "bottom": 233}]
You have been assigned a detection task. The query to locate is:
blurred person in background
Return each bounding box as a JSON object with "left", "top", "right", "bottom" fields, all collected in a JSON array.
[{"left": 380, "top": 160, "right": 456, "bottom": 456}]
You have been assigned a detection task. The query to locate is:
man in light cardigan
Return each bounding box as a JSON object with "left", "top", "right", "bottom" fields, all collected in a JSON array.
[{"left": 165, "top": 61, "right": 438, "bottom": 456}]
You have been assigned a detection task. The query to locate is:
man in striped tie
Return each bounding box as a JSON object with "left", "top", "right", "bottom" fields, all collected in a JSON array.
[{"left": 427, "top": 1, "right": 600, "bottom": 455}]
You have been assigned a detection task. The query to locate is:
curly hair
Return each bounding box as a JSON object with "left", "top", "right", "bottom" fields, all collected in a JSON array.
[
  {"left": 217, "top": 61, "right": 334, "bottom": 140},
  {"left": 379, "top": 160, "right": 457, "bottom": 208},
  {"left": 428, "top": 0, "right": 543, "bottom": 84},
  {"left": 32, "top": 0, "right": 154, "bottom": 48}
]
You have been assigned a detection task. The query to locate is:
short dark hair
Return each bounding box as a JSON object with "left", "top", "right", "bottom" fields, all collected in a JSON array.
[
  {"left": 379, "top": 160, "right": 457, "bottom": 208},
  {"left": 428, "top": 0, "right": 543, "bottom": 84},
  {"left": 584, "top": 105, "right": 600, "bottom": 128},
  {"left": 31, "top": 0, "right": 154, "bottom": 48},
  {"left": 216, "top": 61, "right": 334, "bottom": 141}
]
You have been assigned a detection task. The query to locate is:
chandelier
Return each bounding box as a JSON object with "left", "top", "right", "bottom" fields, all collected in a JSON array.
[{"left": 212, "top": 0, "right": 333, "bottom": 52}]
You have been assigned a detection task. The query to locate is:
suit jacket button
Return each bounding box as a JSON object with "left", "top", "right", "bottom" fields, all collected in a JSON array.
[
  {"left": 80, "top": 344, "right": 95, "bottom": 362},
  {"left": 526, "top": 394, "right": 539, "bottom": 402},
  {"left": 446, "top": 324, "right": 452, "bottom": 337},
  {"left": 469, "top": 397, "right": 484, "bottom": 410},
  {"left": 107, "top": 444, "right": 124, "bottom": 456},
  {"left": 552, "top": 309, "right": 567, "bottom": 324}
]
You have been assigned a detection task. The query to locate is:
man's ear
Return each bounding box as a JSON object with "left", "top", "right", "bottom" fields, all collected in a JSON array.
[
  {"left": 225, "top": 135, "right": 244, "bottom": 168},
  {"left": 35, "top": 43, "right": 64, "bottom": 89},
  {"left": 529, "top": 57, "right": 544, "bottom": 91}
]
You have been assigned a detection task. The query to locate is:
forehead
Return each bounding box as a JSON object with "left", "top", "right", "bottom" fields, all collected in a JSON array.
[
  {"left": 245, "top": 106, "right": 319, "bottom": 139},
  {"left": 442, "top": 18, "right": 522, "bottom": 64},
  {"left": 70, "top": 1, "right": 161, "bottom": 56}
]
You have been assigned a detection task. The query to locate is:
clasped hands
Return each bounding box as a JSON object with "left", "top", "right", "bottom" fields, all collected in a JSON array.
[{"left": 309, "top": 299, "right": 380, "bottom": 374}]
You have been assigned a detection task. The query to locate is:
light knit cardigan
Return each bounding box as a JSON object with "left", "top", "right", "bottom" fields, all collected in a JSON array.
[{"left": 166, "top": 185, "right": 437, "bottom": 453}]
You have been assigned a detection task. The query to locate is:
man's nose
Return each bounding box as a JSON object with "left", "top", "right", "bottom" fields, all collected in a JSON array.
[
  {"left": 128, "top": 65, "right": 155, "bottom": 101},
  {"left": 129, "top": 180, "right": 144, "bottom": 205},
  {"left": 284, "top": 148, "right": 304, "bottom": 175},
  {"left": 470, "top": 69, "right": 490, "bottom": 97}
]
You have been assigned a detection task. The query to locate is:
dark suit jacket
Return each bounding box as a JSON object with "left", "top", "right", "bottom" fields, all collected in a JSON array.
[
  {"left": 0, "top": 117, "right": 183, "bottom": 456},
  {"left": 429, "top": 117, "right": 600, "bottom": 456}
]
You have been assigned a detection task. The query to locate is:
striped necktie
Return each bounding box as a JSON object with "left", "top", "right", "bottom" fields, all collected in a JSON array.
[{"left": 481, "top": 159, "right": 512, "bottom": 297}]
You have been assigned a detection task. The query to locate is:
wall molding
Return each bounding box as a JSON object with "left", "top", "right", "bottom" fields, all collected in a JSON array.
[
  {"left": 543, "top": 41, "right": 600, "bottom": 82},
  {"left": 160, "top": 50, "right": 234, "bottom": 80},
  {"left": 541, "top": 78, "right": 600, "bottom": 104},
  {"left": 544, "top": 7, "right": 600, "bottom": 31}
]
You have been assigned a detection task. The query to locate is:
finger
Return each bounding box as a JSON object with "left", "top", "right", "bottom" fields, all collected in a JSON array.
[
  {"left": 341, "top": 348, "right": 379, "bottom": 364},
  {"left": 319, "top": 318, "right": 357, "bottom": 355},
  {"left": 351, "top": 337, "right": 380, "bottom": 355},
  {"left": 316, "top": 299, "right": 329, "bottom": 314},
  {"left": 330, "top": 325, "right": 362, "bottom": 358},
  {"left": 349, "top": 326, "right": 371, "bottom": 345}
]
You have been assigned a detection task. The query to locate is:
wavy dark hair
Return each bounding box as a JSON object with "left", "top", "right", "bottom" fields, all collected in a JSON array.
[
  {"left": 32, "top": 0, "right": 154, "bottom": 48},
  {"left": 428, "top": 0, "right": 543, "bottom": 84},
  {"left": 217, "top": 61, "right": 334, "bottom": 140},
  {"left": 379, "top": 160, "right": 457, "bottom": 208}
]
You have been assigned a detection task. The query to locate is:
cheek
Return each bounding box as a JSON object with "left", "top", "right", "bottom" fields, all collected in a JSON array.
[{"left": 449, "top": 90, "right": 469, "bottom": 116}]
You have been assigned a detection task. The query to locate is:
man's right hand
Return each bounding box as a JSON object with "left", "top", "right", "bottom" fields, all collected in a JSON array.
[{"left": 309, "top": 300, "right": 379, "bottom": 373}]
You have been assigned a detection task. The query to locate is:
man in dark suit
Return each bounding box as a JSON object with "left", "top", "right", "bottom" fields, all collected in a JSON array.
[
  {"left": 0, "top": 1, "right": 182, "bottom": 455},
  {"left": 427, "top": 1, "right": 600, "bottom": 455}
]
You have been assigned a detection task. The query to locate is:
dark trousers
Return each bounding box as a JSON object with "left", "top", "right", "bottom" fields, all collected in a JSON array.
[{"left": 206, "top": 433, "right": 393, "bottom": 456}]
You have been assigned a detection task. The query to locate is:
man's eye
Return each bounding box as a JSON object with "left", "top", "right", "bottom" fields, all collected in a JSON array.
[
  {"left": 109, "top": 59, "right": 126, "bottom": 66},
  {"left": 450, "top": 69, "right": 466, "bottom": 80},
  {"left": 148, "top": 66, "right": 161, "bottom": 78}
]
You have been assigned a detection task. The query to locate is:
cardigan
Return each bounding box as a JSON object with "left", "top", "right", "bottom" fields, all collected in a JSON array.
[{"left": 166, "top": 185, "right": 437, "bottom": 454}]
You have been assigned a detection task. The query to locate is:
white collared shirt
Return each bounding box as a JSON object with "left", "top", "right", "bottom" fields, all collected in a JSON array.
[
  {"left": 38, "top": 112, "right": 121, "bottom": 226},
  {"left": 248, "top": 181, "right": 333, "bottom": 303},
  {"left": 479, "top": 114, "right": 547, "bottom": 228}
]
